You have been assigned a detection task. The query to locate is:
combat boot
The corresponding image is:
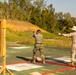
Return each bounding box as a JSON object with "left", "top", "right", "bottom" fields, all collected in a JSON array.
[
  {"left": 42, "top": 61, "right": 46, "bottom": 64},
  {"left": 68, "top": 61, "right": 74, "bottom": 66},
  {"left": 32, "top": 60, "right": 36, "bottom": 63}
]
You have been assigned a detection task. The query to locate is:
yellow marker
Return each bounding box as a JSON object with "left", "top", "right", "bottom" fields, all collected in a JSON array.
[{"left": 0, "top": 19, "right": 13, "bottom": 75}]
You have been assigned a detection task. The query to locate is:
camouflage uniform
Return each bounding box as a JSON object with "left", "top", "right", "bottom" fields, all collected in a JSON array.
[
  {"left": 62, "top": 32, "right": 76, "bottom": 62},
  {"left": 32, "top": 30, "right": 45, "bottom": 63}
]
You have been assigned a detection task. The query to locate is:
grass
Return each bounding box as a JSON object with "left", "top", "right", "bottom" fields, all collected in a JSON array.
[
  {"left": 0, "top": 46, "right": 75, "bottom": 75},
  {"left": 6, "top": 28, "right": 72, "bottom": 48},
  {"left": 6, "top": 19, "right": 72, "bottom": 48},
  {"left": 3, "top": 20, "right": 75, "bottom": 75},
  {"left": 43, "top": 39, "right": 71, "bottom": 48}
]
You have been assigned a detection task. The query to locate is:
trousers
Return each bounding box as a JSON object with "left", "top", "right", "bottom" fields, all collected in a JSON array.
[{"left": 33, "top": 44, "right": 45, "bottom": 61}]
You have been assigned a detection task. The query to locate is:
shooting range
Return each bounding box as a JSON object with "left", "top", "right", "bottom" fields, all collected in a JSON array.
[{"left": 0, "top": 19, "right": 13, "bottom": 75}]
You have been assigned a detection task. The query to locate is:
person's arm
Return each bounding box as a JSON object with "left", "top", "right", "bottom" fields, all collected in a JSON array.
[
  {"left": 33, "top": 32, "right": 36, "bottom": 37},
  {"left": 58, "top": 33, "right": 72, "bottom": 37},
  {"left": 62, "top": 33, "right": 73, "bottom": 37}
]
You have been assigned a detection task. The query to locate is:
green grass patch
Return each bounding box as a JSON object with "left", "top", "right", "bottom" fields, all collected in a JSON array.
[
  {"left": 0, "top": 46, "right": 73, "bottom": 75},
  {"left": 6, "top": 28, "right": 72, "bottom": 48}
]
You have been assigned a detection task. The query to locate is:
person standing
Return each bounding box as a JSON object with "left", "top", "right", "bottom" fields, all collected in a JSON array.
[
  {"left": 59, "top": 26, "right": 76, "bottom": 66},
  {"left": 32, "top": 29, "right": 45, "bottom": 64}
]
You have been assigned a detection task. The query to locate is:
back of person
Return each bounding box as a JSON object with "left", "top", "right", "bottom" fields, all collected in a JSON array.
[
  {"left": 58, "top": 26, "right": 76, "bottom": 66},
  {"left": 34, "top": 33, "right": 43, "bottom": 44},
  {"left": 32, "top": 29, "right": 45, "bottom": 64}
]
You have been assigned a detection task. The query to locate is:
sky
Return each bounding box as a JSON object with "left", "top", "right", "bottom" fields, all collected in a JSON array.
[
  {"left": 45, "top": 0, "right": 76, "bottom": 17},
  {"left": 0, "top": 0, "right": 76, "bottom": 17}
]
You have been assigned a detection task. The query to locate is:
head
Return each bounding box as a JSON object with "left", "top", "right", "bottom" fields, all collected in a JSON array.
[
  {"left": 71, "top": 26, "right": 76, "bottom": 31},
  {"left": 36, "top": 29, "right": 41, "bottom": 34}
]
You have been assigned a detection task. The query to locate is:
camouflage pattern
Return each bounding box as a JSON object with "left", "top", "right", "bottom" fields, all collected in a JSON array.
[
  {"left": 62, "top": 32, "right": 76, "bottom": 62},
  {"left": 33, "top": 33, "right": 43, "bottom": 44},
  {"left": 71, "top": 43, "right": 76, "bottom": 61},
  {"left": 32, "top": 30, "right": 45, "bottom": 62},
  {"left": 33, "top": 44, "right": 45, "bottom": 62}
]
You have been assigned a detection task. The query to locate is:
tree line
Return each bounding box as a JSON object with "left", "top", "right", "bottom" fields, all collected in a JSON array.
[{"left": 0, "top": 0, "right": 76, "bottom": 33}]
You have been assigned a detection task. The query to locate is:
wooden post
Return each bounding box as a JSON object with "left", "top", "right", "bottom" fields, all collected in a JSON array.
[{"left": 0, "top": 19, "right": 13, "bottom": 75}]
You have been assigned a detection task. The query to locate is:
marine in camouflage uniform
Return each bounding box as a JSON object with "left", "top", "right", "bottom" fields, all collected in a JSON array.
[
  {"left": 32, "top": 29, "right": 45, "bottom": 64},
  {"left": 61, "top": 26, "right": 76, "bottom": 66}
]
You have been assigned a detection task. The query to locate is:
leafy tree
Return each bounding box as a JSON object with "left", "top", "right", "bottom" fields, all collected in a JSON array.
[
  {"left": 29, "top": 0, "right": 46, "bottom": 25},
  {"left": 0, "top": 0, "right": 76, "bottom": 34},
  {"left": 0, "top": 2, "right": 3, "bottom": 18}
]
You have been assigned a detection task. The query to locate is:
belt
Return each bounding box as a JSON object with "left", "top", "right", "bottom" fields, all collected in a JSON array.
[{"left": 36, "top": 43, "right": 42, "bottom": 44}]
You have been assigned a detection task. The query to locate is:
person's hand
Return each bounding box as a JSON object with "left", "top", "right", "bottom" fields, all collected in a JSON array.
[{"left": 58, "top": 33, "right": 62, "bottom": 35}]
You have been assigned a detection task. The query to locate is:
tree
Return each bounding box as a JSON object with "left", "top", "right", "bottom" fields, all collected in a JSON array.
[{"left": 29, "top": 0, "right": 46, "bottom": 24}]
